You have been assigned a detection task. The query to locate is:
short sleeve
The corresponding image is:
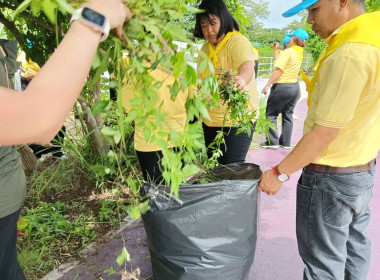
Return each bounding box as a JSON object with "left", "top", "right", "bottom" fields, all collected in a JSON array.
[
  {"left": 229, "top": 36, "right": 255, "bottom": 70},
  {"left": 274, "top": 49, "right": 291, "bottom": 70},
  {"left": 314, "top": 45, "right": 370, "bottom": 128}
]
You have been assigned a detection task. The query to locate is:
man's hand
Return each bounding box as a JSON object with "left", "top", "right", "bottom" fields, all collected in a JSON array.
[
  {"left": 84, "top": 0, "right": 132, "bottom": 38},
  {"left": 258, "top": 169, "right": 283, "bottom": 195}
]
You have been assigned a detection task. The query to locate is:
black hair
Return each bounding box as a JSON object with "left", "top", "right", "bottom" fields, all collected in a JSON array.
[{"left": 193, "top": 0, "right": 239, "bottom": 39}]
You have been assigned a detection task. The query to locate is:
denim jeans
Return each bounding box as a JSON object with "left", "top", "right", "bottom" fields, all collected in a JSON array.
[{"left": 296, "top": 167, "right": 376, "bottom": 280}]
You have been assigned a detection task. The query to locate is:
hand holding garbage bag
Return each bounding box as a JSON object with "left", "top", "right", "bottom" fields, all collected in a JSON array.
[{"left": 258, "top": 168, "right": 283, "bottom": 195}]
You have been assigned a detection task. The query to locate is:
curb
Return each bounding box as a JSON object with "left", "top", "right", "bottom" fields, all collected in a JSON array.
[{"left": 40, "top": 216, "right": 138, "bottom": 280}]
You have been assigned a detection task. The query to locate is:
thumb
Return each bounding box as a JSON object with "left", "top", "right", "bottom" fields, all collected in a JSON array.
[{"left": 114, "top": 26, "right": 123, "bottom": 38}]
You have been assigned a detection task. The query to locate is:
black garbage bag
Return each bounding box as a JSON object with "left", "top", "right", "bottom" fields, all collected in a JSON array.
[{"left": 142, "top": 163, "right": 262, "bottom": 280}]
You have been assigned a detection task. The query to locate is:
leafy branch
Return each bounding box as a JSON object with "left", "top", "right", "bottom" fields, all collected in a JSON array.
[{"left": 218, "top": 69, "right": 257, "bottom": 136}]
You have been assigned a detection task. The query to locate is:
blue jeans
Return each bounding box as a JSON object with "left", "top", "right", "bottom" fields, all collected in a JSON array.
[{"left": 296, "top": 167, "right": 376, "bottom": 280}]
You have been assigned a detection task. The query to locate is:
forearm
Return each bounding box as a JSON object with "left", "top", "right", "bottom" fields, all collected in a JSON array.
[
  {"left": 278, "top": 124, "right": 339, "bottom": 176},
  {"left": 266, "top": 68, "right": 283, "bottom": 85},
  {"left": 0, "top": 22, "right": 101, "bottom": 145},
  {"left": 237, "top": 61, "right": 254, "bottom": 85},
  {"left": 273, "top": 49, "right": 279, "bottom": 60}
]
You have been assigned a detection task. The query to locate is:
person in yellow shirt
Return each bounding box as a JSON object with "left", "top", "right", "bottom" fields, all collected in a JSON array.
[
  {"left": 273, "top": 36, "right": 291, "bottom": 62},
  {"left": 193, "top": 0, "right": 259, "bottom": 165},
  {"left": 253, "top": 42, "right": 260, "bottom": 79},
  {"left": 123, "top": 67, "right": 188, "bottom": 182},
  {"left": 261, "top": 28, "right": 308, "bottom": 149},
  {"left": 259, "top": 0, "right": 380, "bottom": 279}
]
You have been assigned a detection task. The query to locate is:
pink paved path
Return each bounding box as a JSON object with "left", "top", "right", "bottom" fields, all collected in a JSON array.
[{"left": 246, "top": 99, "right": 380, "bottom": 279}]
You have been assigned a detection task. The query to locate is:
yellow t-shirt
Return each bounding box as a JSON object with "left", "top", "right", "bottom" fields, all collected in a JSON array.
[
  {"left": 123, "top": 68, "right": 188, "bottom": 152},
  {"left": 304, "top": 43, "right": 380, "bottom": 166},
  {"left": 198, "top": 35, "right": 259, "bottom": 127},
  {"left": 253, "top": 47, "right": 259, "bottom": 61},
  {"left": 274, "top": 46, "right": 303, "bottom": 84}
]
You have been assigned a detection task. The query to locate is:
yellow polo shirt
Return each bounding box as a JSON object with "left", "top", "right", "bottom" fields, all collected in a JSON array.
[
  {"left": 198, "top": 35, "right": 259, "bottom": 127},
  {"left": 123, "top": 68, "right": 188, "bottom": 152},
  {"left": 253, "top": 47, "right": 259, "bottom": 61},
  {"left": 304, "top": 42, "right": 380, "bottom": 166},
  {"left": 274, "top": 46, "right": 303, "bottom": 84}
]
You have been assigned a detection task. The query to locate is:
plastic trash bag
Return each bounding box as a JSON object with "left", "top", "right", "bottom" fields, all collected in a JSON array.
[{"left": 142, "top": 163, "right": 262, "bottom": 280}]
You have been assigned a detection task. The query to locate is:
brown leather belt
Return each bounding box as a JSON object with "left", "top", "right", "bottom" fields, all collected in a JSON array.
[{"left": 305, "top": 159, "right": 376, "bottom": 174}]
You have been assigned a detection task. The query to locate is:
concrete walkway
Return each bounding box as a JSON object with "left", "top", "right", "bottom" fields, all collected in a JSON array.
[{"left": 46, "top": 78, "right": 380, "bottom": 280}]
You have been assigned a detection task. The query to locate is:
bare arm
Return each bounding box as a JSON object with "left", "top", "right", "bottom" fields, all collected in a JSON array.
[
  {"left": 0, "top": 0, "right": 131, "bottom": 145},
  {"left": 235, "top": 61, "right": 254, "bottom": 92},
  {"left": 262, "top": 68, "right": 284, "bottom": 94},
  {"left": 258, "top": 124, "right": 340, "bottom": 195},
  {"left": 272, "top": 42, "right": 280, "bottom": 60}
]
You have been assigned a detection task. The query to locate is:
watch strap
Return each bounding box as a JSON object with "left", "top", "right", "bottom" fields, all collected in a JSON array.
[
  {"left": 273, "top": 165, "right": 281, "bottom": 176},
  {"left": 70, "top": 8, "right": 110, "bottom": 42},
  {"left": 272, "top": 165, "right": 290, "bottom": 182}
]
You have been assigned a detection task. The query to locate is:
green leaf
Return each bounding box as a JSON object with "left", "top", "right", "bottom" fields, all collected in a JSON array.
[
  {"left": 116, "top": 247, "right": 130, "bottom": 266},
  {"left": 198, "top": 59, "right": 208, "bottom": 74},
  {"left": 125, "top": 111, "right": 137, "bottom": 123},
  {"left": 56, "top": 0, "right": 76, "bottom": 14},
  {"left": 198, "top": 103, "right": 210, "bottom": 120},
  {"left": 15, "top": 0, "right": 32, "bottom": 14},
  {"left": 31, "top": 0, "right": 42, "bottom": 16},
  {"left": 17, "top": 218, "right": 29, "bottom": 231},
  {"left": 182, "top": 164, "right": 200, "bottom": 177},
  {"left": 169, "top": 80, "right": 180, "bottom": 97},
  {"left": 127, "top": 176, "right": 138, "bottom": 196},
  {"left": 104, "top": 266, "right": 116, "bottom": 276},
  {"left": 173, "top": 52, "right": 185, "bottom": 78},
  {"left": 184, "top": 65, "right": 197, "bottom": 85},
  {"left": 101, "top": 127, "right": 115, "bottom": 137},
  {"left": 89, "top": 48, "right": 111, "bottom": 90},
  {"left": 143, "top": 127, "right": 151, "bottom": 142},
  {"left": 179, "top": 78, "right": 189, "bottom": 92},
  {"left": 91, "top": 100, "right": 110, "bottom": 116},
  {"left": 42, "top": 0, "right": 57, "bottom": 23},
  {"left": 101, "top": 127, "right": 121, "bottom": 144},
  {"left": 186, "top": 5, "right": 202, "bottom": 14},
  {"left": 92, "top": 52, "right": 101, "bottom": 69},
  {"left": 128, "top": 200, "right": 150, "bottom": 220}
]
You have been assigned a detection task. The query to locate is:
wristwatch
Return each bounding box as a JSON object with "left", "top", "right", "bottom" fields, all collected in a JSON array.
[
  {"left": 70, "top": 7, "right": 110, "bottom": 42},
  {"left": 273, "top": 165, "right": 289, "bottom": 182}
]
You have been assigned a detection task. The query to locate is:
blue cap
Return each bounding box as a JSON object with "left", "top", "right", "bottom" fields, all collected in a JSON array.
[
  {"left": 282, "top": 0, "right": 319, "bottom": 18},
  {"left": 254, "top": 43, "right": 261, "bottom": 47},
  {"left": 286, "top": 28, "right": 309, "bottom": 42},
  {"left": 282, "top": 36, "right": 291, "bottom": 45}
]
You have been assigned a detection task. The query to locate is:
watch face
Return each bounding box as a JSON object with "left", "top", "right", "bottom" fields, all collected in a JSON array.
[
  {"left": 82, "top": 7, "right": 106, "bottom": 28},
  {"left": 278, "top": 173, "right": 289, "bottom": 182}
]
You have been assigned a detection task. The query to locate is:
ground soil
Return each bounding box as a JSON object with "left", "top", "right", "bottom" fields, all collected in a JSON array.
[{"left": 21, "top": 156, "right": 132, "bottom": 275}]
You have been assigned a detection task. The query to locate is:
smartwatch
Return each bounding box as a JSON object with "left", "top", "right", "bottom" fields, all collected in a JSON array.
[
  {"left": 70, "top": 7, "right": 111, "bottom": 42},
  {"left": 273, "top": 165, "right": 290, "bottom": 182}
]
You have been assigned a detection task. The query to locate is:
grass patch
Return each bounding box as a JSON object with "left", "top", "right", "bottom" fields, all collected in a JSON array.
[{"left": 18, "top": 155, "right": 135, "bottom": 279}]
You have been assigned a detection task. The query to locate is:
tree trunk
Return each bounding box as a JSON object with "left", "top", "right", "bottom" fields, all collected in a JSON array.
[
  {"left": 93, "top": 80, "right": 103, "bottom": 128},
  {"left": 78, "top": 97, "right": 109, "bottom": 156}
]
